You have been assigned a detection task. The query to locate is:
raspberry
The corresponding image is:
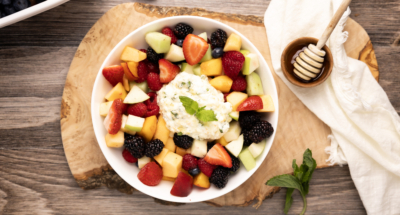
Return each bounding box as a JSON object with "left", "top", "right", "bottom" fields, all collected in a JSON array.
[
  {"left": 173, "top": 133, "right": 193, "bottom": 149},
  {"left": 210, "top": 29, "right": 227, "bottom": 48},
  {"left": 136, "top": 61, "right": 148, "bottom": 83},
  {"left": 139, "top": 49, "right": 147, "bottom": 53},
  {"left": 145, "top": 103, "right": 160, "bottom": 117},
  {"left": 145, "top": 139, "right": 164, "bottom": 157},
  {"left": 173, "top": 23, "right": 193, "bottom": 39},
  {"left": 144, "top": 92, "right": 157, "bottom": 106},
  {"left": 127, "top": 103, "right": 147, "bottom": 117},
  {"left": 231, "top": 75, "right": 247, "bottom": 91},
  {"left": 147, "top": 61, "right": 160, "bottom": 74},
  {"left": 161, "top": 27, "right": 178, "bottom": 44},
  {"left": 122, "top": 148, "right": 138, "bottom": 163},
  {"left": 222, "top": 51, "right": 245, "bottom": 80},
  {"left": 197, "top": 158, "right": 217, "bottom": 177},
  {"left": 124, "top": 135, "right": 145, "bottom": 158},
  {"left": 223, "top": 93, "right": 229, "bottom": 102},
  {"left": 147, "top": 47, "right": 164, "bottom": 64},
  {"left": 121, "top": 103, "right": 129, "bottom": 115},
  {"left": 248, "top": 120, "right": 274, "bottom": 143},
  {"left": 182, "top": 154, "right": 198, "bottom": 171},
  {"left": 147, "top": 72, "right": 163, "bottom": 91},
  {"left": 209, "top": 167, "right": 229, "bottom": 188}
]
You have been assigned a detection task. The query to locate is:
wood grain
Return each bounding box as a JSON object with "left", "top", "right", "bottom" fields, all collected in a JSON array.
[
  {"left": 60, "top": 2, "right": 377, "bottom": 208},
  {"left": 1, "top": 0, "right": 399, "bottom": 214}
]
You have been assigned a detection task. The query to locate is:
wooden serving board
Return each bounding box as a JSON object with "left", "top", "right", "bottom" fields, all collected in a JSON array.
[{"left": 60, "top": 3, "right": 379, "bottom": 207}]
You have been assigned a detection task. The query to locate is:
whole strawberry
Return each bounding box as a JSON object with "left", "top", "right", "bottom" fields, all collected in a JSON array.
[
  {"left": 136, "top": 61, "right": 148, "bottom": 83},
  {"left": 161, "top": 27, "right": 178, "bottom": 44},
  {"left": 222, "top": 51, "right": 245, "bottom": 80},
  {"left": 197, "top": 158, "right": 217, "bottom": 177},
  {"left": 137, "top": 162, "right": 163, "bottom": 186},
  {"left": 182, "top": 154, "right": 197, "bottom": 171},
  {"left": 231, "top": 75, "right": 247, "bottom": 91},
  {"left": 127, "top": 103, "right": 147, "bottom": 117},
  {"left": 147, "top": 72, "right": 163, "bottom": 91}
]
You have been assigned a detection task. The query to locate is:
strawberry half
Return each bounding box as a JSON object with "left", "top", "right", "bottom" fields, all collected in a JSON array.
[
  {"left": 102, "top": 65, "right": 125, "bottom": 86},
  {"left": 103, "top": 98, "right": 124, "bottom": 134},
  {"left": 204, "top": 143, "right": 232, "bottom": 168},
  {"left": 159, "top": 59, "right": 180, "bottom": 84},
  {"left": 182, "top": 34, "right": 209, "bottom": 65},
  {"left": 138, "top": 162, "right": 163, "bottom": 186},
  {"left": 236, "top": 96, "right": 263, "bottom": 111}
]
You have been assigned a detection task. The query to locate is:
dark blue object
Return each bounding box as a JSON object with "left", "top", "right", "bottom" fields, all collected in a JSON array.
[
  {"left": 135, "top": 162, "right": 139, "bottom": 168},
  {"left": 188, "top": 167, "right": 200, "bottom": 176},
  {"left": 1, "top": 0, "right": 12, "bottom": 6},
  {"left": 3, "top": 5, "right": 15, "bottom": 15},
  {"left": 212, "top": 47, "right": 224, "bottom": 58},
  {"left": 0, "top": 11, "right": 5, "bottom": 18},
  {"left": 13, "top": 0, "right": 30, "bottom": 11},
  {"left": 176, "top": 39, "right": 184, "bottom": 47}
]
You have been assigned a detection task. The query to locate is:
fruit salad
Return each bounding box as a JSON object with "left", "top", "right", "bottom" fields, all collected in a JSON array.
[{"left": 99, "top": 23, "right": 275, "bottom": 197}]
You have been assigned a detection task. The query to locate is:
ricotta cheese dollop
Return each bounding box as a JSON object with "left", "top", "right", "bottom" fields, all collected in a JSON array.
[{"left": 157, "top": 72, "right": 232, "bottom": 140}]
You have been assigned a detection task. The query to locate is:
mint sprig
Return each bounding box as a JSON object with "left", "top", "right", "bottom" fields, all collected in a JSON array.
[
  {"left": 179, "top": 96, "right": 217, "bottom": 123},
  {"left": 266, "top": 149, "right": 316, "bottom": 215}
]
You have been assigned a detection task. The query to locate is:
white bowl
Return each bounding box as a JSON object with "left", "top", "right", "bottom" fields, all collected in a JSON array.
[
  {"left": 91, "top": 16, "right": 279, "bottom": 203},
  {"left": 0, "top": 0, "right": 69, "bottom": 29}
]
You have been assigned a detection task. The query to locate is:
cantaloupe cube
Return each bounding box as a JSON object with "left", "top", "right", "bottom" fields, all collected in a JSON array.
[
  {"left": 105, "top": 83, "right": 127, "bottom": 101},
  {"left": 165, "top": 137, "right": 177, "bottom": 153},
  {"left": 137, "top": 116, "right": 157, "bottom": 142},
  {"left": 176, "top": 147, "right": 191, "bottom": 157},
  {"left": 209, "top": 75, "right": 233, "bottom": 93},
  {"left": 162, "top": 152, "right": 183, "bottom": 178},
  {"left": 153, "top": 116, "right": 170, "bottom": 144},
  {"left": 154, "top": 148, "right": 170, "bottom": 166},
  {"left": 223, "top": 33, "right": 242, "bottom": 52},
  {"left": 200, "top": 58, "right": 223, "bottom": 76}
]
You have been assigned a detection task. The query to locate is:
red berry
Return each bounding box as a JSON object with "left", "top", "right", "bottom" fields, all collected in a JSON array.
[
  {"left": 182, "top": 34, "right": 209, "bottom": 65},
  {"left": 231, "top": 75, "right": 247, "bottom": 91},
  {"left": 197, "top": 158, "right": 217, "bottom": 177},
  {"left": 127, "top": 103, "right": 147, "bottom": 117},
  {"left": 104, "top": 99, "right": 124, "bottom": 135},
  {"left": 222, "top": 51, "right": 245, "bottom": 80},
  {"left": 144, "top": 92, "right": 157, "bottom": 106},
  {"left": 161, "top": 27, "right": 178, "bottom": 44},
  {"left": 139, "top": 49, "right": 147, "bottom": 53},
  {"left": 159, "top": 59, "right": 180, "bottom": 84},
  {"left": 136, "top": 61, "right": 148, "bottom": 83},
  {"left": 147, "top": 72, "right": 163, "bottom": 91},
  {"left": 146, "top": 103, "right": 160, "bottom": 117},
  {"left": 122, "top": 148, "right": 138, "bottom": 163},
  {"left": 147, "top": 61, "right": 160, "bottom": 74},
  {"left": 102, "top": 65, "right": 124, "bottom": 86},
  {"left": 236, "top": 96, "right": 263, "bottom": 111},
  {"left": 182, "top": 154, "right": 198, "bottom": 171},
  {"left": 137, "top": 162, "right": 163, "bottom": 186},
  {"left": 121, "top": 103, "right": 129, "bottom": 115},
  {"left": 223, "top": 93, "right": 230, "bottom": 102}
]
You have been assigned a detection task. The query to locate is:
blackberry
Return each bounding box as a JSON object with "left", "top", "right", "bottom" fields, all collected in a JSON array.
[
  {"left": 207, "top": 141, "right": 216, "bottom": 152},
  {"left": 147, "top": 47, "right": 164, "bottom": 64},
  {"left": 173, "top": 23, "right": 194, "bottom": 39},
  {"left": 173, "top": 133, "right": 193, "bottom": 149},
  {"left": 242, "top": 131, "right": 253, "bottom": 147},
  {"left": 248, "top": 120, "right": 274, "bottom": 143},
  {"left": 239, "top": 111, "right": 261, "bottom": 130},
  {"left": 210, "top": 166, "right": 229, "bottom": 188},
  {"left": 228, "top": 152, "right": 240, "bottom": 173},
  {"left": 145, "top": 139, "right": 164, "bottom": 157},
  {"left": 210, "top": 29, "right": 227, "bottom": 48},
  {"left": 125, "top": 135, "right": 145, "bottom": 158}
]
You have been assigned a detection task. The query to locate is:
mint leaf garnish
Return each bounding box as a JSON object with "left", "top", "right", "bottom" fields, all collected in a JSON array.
[
  {"left": 179, "top": 96, "right": 218, "bottom": 123},
  {"left": 266, "top": 149, "right": 316, "bottom": 215}
]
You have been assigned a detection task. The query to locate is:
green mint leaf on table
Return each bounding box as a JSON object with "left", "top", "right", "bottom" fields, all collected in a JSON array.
[
  {"left": 266, "top": 148, "right": 316, "bottom": 215},
  {"left": 179, "top": 96, "right": 198, "bottom": 115}
]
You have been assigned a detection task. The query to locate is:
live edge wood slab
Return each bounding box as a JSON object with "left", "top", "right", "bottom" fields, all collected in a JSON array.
[{"left": 60, "top": 3, "right": 379, "bottom": 207}]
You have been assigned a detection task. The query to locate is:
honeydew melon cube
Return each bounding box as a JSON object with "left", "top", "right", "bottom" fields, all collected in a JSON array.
[
  {"left": 99, "top": 101, "right": 113, "bottom": 117},
  {"left": 164, "top": 44, "right": 185, "bottom": 62},
  {"left": 138, "top": 156, "right": 151, "bottom": 169},
  {"left": 229, "top": 111, "right": 239, "bottom": 121},
  {"left": 198, "top": 32, "right": 207, "bottom": 41},
  {"left": 239, "top": 147, "right": 256, "bottom": 171},
  {"left": 193, "top": 65, "right": 201, "bottom": 76},
  {"left": 129, "top": 81, "right": 149, "bottom": 93},
  {"left": 180, "top": 63, "right": 198, "bottom": 75},
  {"left": 248, "top": 139, "right": 266, "bottom": 158},
  {"left": 145, "top": 32, "right": 171, "bottom": 54},
  {"left": 246, "top": 72, "right": 264, "bottom": 96},
  {"left": 223, "top": 121, "right": 241, "bottom": 142},
  {"left": 200, "top": 45, "right": 212, "bottom": 63},
  {"left": 120, "top": 115, "right": 136, "bottom": 135},
  {"left": 242, "top": 53, "right": 259, "bottom": 75},
  {"left": 123, "top": 85, "right": 150, "bottom": 104},
  {"left": 124, "top": 115, "right": 145, "bottom": 132}
]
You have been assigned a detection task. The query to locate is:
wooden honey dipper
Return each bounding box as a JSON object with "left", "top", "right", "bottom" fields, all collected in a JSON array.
[{"left": 293, "top": 0, "right": 352, "bottom": 81}]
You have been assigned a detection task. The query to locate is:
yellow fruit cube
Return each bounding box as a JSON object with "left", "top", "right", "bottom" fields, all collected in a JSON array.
[
  {"left": 217, "top": 136, "right": 228, "bottom": 146},
  {"left": 99, "top": 101, "right": 113, "bottom": 116},
  {"left": 223, "top": 33, "right": 242, "bottom": 52},
  {"left": 154, "top": 148, "right": 170, "bottom": 166},
  {"left": 105, "top": 131, "right": 124, "bottom": 148},
  {"left": 162, "top": 152, "right": 183, "bottom": 178},
  {"left": 257, "top": 95, "right": 275, "bottom": 112},
  {"left": 176, "top": 147, "right": 191, "bottom": 157},
  {"left": 227, "top": 92, "right": 248, "bottom": 111},
  {"left": 162, "top": 176, "right": 176, "bottom": 182},
  {"left": 120, "top": 46, "right": 147, "bottom": 62},
  {"left": 137, "top": 116, "right": 157, "bottom": 142},
  {"left": 200, "top": 58, "right": 223, "bottom": 76},
  {"left": 209, "top": 75, "right": 233, "bottom": 93},
  {"left": 153, "top": 116, "right": 170, "bottom": 144},
  {"left": 122, "top": 75, "right": 130, "bottom": 91},
  {"left": 105, "top": 82, "right": 127, "bottom": 101},
  {"left": 127, "top": 61, "right": 139, "bottom": 77},
  {"left": 193, "top": 172, "right": 210, "bottom": 189},
  {"left": 165, "top": 137, "right": 177, "bottom": 153}
]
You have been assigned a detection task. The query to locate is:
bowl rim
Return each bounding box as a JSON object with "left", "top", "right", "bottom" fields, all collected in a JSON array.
[
  {"left": 280, "top": 37, "right": 333, "bottom": 88},
  {"left": 91, "top": 15, "right": 279, "bottom": 203}
]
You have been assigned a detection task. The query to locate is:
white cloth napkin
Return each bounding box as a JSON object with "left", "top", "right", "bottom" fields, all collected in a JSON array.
[{"left": 264, "top": 0, "right": 400, "bottom": 214}]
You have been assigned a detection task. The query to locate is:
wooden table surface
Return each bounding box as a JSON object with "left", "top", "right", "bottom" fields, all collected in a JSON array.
[{"left": 0, "top": 0, "right": 399, "bottom": 214}]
